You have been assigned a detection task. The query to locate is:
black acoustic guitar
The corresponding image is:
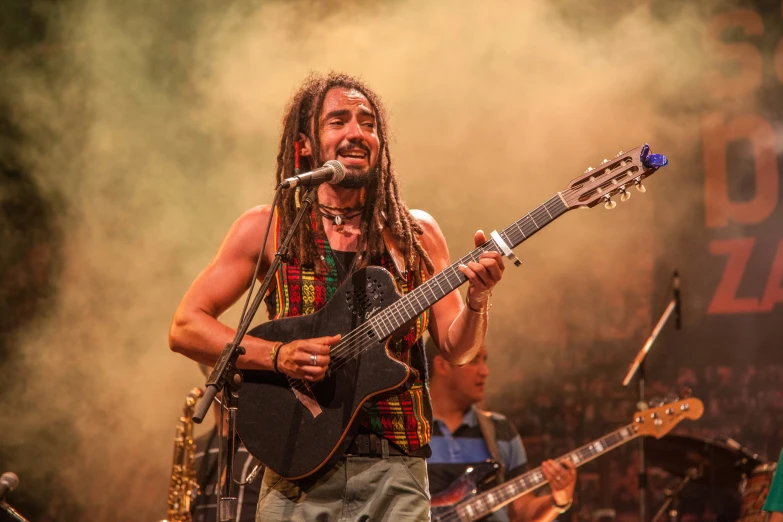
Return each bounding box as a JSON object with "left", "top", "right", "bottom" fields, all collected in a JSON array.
[
  {"left": 236, "top": 145, "right": 669, "bottom": 479},
  {"left": 430, "top": 398, "right": 703, "bottom": 522}
]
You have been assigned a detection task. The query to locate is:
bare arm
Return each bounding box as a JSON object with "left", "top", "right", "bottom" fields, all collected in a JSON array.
[
  {"left": 169, "top": 205, "right": 278, "bottom": 369},
  {"left": 508, "top": 494, "right": 560, "bottom": 522},
  {"left": 508, "top": 460, "right": 577, "bottom": 522},
  {"left": 412, "top": 210, "right": 505, "bottom": 365},
  {"left": 168, "top": 205, "right": 338, "bottom": 380}
]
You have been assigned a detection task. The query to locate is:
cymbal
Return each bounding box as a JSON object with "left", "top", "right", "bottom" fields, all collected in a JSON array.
[{"left": 644, "top": 434, "right": 762, "bottom": 490}]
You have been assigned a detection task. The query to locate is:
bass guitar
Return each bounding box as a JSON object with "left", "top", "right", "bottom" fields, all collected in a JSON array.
[
  {"left": 431, "top": 397, "right": 704, "bottom": 522},
  {"left": 236, "top": 144, "right": 669, "bottom": 479}
]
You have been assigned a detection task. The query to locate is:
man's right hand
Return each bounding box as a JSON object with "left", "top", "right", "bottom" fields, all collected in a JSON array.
[{"left": 276, "top": 334, "right": 341, "bottom": 382}]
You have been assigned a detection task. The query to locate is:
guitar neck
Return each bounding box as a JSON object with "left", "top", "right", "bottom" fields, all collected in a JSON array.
[
  {"left": 457, "top": 424, "right": 640, "bottom": 522},
  {"left": 369, "top": 194, "right": 569, "bottom": 338}
]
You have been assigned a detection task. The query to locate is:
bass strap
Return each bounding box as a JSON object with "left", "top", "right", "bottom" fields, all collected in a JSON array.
[{"left": 474, "top": 406, "right": 506, "bottom": 484}]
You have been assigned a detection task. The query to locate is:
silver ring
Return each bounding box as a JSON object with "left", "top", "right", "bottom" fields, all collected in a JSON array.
[{"left": 310, "top": 354, "right": 317, "bottom": 366}]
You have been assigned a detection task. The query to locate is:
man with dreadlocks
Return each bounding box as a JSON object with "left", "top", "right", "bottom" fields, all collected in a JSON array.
[{"left": 169, "top": 72, "right": 505, "bottom": 521}]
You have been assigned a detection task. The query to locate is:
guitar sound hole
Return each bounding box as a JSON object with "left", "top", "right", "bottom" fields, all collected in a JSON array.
[{"left": 345, "top": 278, "right": 385, "bottom": 318}]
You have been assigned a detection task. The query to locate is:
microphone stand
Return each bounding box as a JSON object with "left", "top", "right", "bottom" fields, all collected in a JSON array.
[
  {"left": 622, "top": 279, "right": 679, "bottom": 522},
  {"left": 191, "top": 185, "right": 319, "bottom": 522},
  {"left": 0, "top": 501, "right": 30, "bottom": 522}
]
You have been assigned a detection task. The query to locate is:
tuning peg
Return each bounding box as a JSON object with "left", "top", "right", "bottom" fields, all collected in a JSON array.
[
  {"left": 664, "top": 392, "right": 679, "bottom": 404},
  {"left": 620, "top": 189, "right": 631, "bottom": 202},
  {"left": 634, "top": 178, "right": 646, "bottom": 193},
  {"left": 603, "top": 196, "right": 616, "bottom": 209},
  {"left": 648, "top": 396, "right": 664, "bottom": 408},
  {"left": 615, "top": 151, "right": 624, "bottom": 158},
  {"left": 601, "top": 158, "right": 609, "bottom": 165},
  {"left": 584, "top": 166, "right": 594, "bottom": 174}
]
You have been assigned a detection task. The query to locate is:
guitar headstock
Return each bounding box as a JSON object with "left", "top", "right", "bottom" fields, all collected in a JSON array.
[
  {"left": 561, "top": 144, "right": 668, "bottom": 210},
  {"left": 633, "top": 397, "right": 703, "bottom": 438}
]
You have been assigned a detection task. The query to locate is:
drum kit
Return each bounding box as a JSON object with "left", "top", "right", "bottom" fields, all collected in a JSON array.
[{"left": 643, "top": 434, "right": 775, "bottom": 522}]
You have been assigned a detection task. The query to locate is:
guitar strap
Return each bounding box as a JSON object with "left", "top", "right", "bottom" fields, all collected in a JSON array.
[{"left": 474, "top": 406, "right": 506, "bottom": 484}]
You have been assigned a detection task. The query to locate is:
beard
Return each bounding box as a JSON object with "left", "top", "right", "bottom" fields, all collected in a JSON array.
[{"left": 337, "top": 165, "right": 377, "bottom": 188}]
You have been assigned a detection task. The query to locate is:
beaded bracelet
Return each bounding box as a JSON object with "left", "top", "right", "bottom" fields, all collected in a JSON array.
[{"left": 270, "top": 342, "right": 284, "bottom": 373}]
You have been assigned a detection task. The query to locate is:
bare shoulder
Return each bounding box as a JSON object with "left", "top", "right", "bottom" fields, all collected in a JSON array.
[
  {"left": 409, "top": 209, "right": 447, "bottom": 249},
  {"left": 228, "top": 205, "right": 274, "bottom": 241},
  {"left": 219, "top": 204, "right": 275, "bottom": 260},
  {"left": 235, "top": 204, "right": 274, "bottom": 229}
]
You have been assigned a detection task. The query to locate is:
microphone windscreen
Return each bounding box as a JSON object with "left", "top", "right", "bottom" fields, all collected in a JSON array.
[
  {"left": 0, "top": 472, "right": 18, "bottom": 491},
  {"left": 324, "top": 160, "right": 346, "bottom": 183}
]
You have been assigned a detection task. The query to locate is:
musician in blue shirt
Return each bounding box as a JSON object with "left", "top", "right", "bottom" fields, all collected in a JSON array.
[{"left": 427, "top": 340, "right": 576, "bottom": 522}]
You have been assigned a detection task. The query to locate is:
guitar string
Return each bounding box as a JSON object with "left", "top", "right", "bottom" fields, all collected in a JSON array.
[
  {"left": 322, "top": 192, "right": 570, "bottom": 373},
  {"left": 323, "top": 251, "right": 477, "bottom": 363},
  {"left": 326, "top": 254, "right": 477, "bottom": 362},
  {"left": 325, "top": 230, "right": 510, "bottom": 368},
  {"left": 324, "top": 193, "right": 569, "bottom": 367}
]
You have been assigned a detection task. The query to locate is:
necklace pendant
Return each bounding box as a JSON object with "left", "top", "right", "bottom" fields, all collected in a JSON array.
[{"left": 334, "top": 215, "right": 343, "bottom": 226}]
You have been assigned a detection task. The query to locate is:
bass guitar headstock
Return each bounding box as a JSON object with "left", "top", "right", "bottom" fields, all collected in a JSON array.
[{"left": 633, "top": 397, "right": 703, "bottom": 438}]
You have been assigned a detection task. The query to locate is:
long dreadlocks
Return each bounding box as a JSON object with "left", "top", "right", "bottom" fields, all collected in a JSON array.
[{"left": 274, "top": 72, "right": 434, "bottom": 277}]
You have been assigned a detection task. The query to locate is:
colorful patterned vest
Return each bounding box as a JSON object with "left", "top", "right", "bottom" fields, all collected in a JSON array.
[{"left": 264, "top": 213, "right": 432, "bottom": 454}]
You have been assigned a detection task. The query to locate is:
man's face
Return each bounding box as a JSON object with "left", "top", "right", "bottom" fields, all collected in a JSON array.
[
  {"left": 445, "top": 345, "right": 490, "bottom": 405},
  {"left": 317, "top": 87, "right": 380, "bottom": 188}
]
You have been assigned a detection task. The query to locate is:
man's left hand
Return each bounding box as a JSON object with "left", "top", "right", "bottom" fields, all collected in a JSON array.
[
  {"left": 458, "top": 230, "right": 505, "bottom": 307},
  {"left": 542, "top": 459, "right": 576, "bottom": 506}
]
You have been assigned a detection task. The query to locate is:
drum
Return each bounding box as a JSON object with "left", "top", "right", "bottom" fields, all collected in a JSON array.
[{"left": 740, "top": 463, "right": 777, "bottom": 522}]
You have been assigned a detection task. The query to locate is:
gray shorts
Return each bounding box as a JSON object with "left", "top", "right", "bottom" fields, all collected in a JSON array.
[{"left": 256, "top": 456, "right": 431, "bottom": 521}]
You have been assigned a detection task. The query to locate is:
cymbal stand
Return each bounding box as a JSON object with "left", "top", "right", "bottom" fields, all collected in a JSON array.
[{"left": 651, "top": 467, "right": 701, "bottom": 522}]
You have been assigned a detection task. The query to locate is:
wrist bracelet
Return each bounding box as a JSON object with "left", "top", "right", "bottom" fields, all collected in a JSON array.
[
  {"left": 551, "top": 498, "right": 572, "bottom": 514},
  {"left": 465, "top": 293, "right": 489, "bottom": 314},
  {"left": 270, "top": 342, "right": 284, "bottom": 373}
]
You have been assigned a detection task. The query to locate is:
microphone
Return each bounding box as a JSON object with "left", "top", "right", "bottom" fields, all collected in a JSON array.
[
  {"left": 0, "top": 472, "right": 18, "bottom": 502},
  {"left": 280, "top": 160, "right": 345, "bottom": 189},
  {"left": 673, "top": 270, "right": 681, "bottom": 330}
]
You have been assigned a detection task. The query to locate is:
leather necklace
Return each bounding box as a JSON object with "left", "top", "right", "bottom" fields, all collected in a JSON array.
[{"left": 318, "top": 203, "right": 364, "bottom": 232}]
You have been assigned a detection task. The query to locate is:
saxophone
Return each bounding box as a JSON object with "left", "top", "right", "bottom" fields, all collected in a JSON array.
[{"left": 164, "top": 387, "right": 204, "bottom": 522}]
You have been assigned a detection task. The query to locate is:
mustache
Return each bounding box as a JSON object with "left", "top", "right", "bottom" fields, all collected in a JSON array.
[{"left": 336, "top": 143, "right": 370, "bottom": 156}]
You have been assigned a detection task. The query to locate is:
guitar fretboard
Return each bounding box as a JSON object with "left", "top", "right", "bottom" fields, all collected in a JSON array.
[
  {"left": 457, "top": 424, "right": 639, "bottom": 522},
  {"left": 367, "top": 195, "right": 569, "bottom": 340}
]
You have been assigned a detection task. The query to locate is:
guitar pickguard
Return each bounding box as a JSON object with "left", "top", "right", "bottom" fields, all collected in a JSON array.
[{"left": 290, "top": 379, "right": 322, "bottom": 418}]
